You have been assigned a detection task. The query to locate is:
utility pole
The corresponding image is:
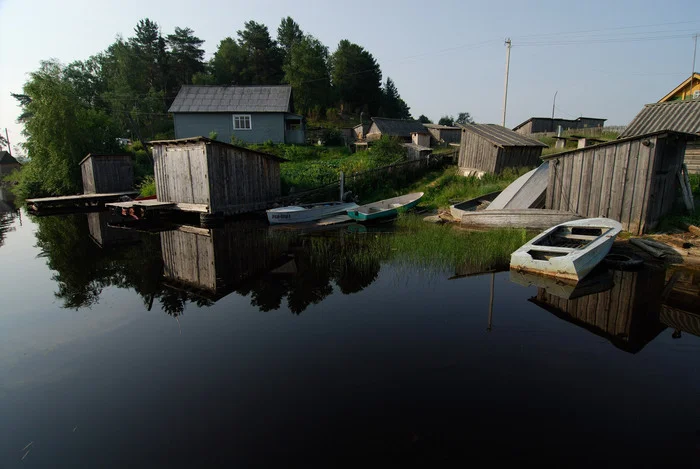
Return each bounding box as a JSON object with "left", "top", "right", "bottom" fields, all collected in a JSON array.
[
  {"left": 502, "top": 38, "right": 512, "bottom": 127},
  {"left": 551, "top": 91, "right": 558, "bottom": 120},
  {"left": 691, "top": 34, "right": 698, "bottom": 97},
  {"left": 4, "top": 128, "right": 10, "bottom": 155}
]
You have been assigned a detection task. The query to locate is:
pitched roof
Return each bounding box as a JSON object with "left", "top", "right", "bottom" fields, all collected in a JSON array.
[
  {"left": 0, "top": 151, "right": 19, "bottom": 165},
  {"left": 370, "top": 118, "right": 427, "bottom": 137},
  {"left": 620, "top": 100, "right": 700, "bottom": 138},
  {"left": 423, "top": 124, "right": 460, "bottom": 130},
  {"left": 460, "top": 124, "right": 547, "bottom": 148},
  {"left": 168, "top": 85, "right": 293, "bottom": 113},
  {"left": 148, "top": 136, "right": 287, "bottom": 162},
  {"left": 658, "top": 72, "right": 700, "bottom": 103},
  {"left": 79, "top": 153, "right": 133, "bottom": 166},
  {"left": 512, "top": 116, "right": 607, "bottom": 131}
]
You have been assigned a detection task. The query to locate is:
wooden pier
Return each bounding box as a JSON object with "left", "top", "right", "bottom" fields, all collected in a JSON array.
[{"left": 26, "top": 191, "right": 138, "bottom": 214}]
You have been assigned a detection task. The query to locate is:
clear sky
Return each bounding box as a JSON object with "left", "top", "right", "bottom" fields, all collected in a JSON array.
[{"left": 1, "top": 0, "right": 699, "bottom": 150}]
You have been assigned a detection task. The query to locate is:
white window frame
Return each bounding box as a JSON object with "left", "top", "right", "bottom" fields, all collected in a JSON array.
[{"left": 233, "top": 114, "right": 252, "bottom": 130}]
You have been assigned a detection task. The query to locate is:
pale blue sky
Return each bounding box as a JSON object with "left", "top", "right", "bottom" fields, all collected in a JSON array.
[{"left": 1, "top": 0, "right": 699, "bottom": 149}]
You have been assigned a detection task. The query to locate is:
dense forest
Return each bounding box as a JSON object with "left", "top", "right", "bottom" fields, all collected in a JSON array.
[{"left": 10, "top": 17, "right": 414, "bottom": 198}]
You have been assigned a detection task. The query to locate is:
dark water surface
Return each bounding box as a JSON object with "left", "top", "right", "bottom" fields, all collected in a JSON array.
[{"left": 1, "top": 211, "right": 700, "bottom": 468}]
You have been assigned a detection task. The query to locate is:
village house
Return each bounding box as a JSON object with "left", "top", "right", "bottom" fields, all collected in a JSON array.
[
  {"left": 169, "top": 85, "right": 306, "bottom": 145},
  {"left": 620, "top": 99, "right": 700, "bottom": 173},
  {"left": 458, "top": 124, "right": 546, "bottom": 176},
  {"left": 513, "top": 117, "right": 607, "bottom": 135},
  {"left": 658, "top": 73, "right": 700, "bottom": 102},
  {"left": 0, "top": 151, "right": 20, "bottom": 177},
  {"left": 365, "top": 117, "right": 427, "bottom": 142}
]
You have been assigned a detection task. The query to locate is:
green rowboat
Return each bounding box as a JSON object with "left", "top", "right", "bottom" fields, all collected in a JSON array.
[{"left": 346, "top": 192, "right": 424, "bottom": 222}]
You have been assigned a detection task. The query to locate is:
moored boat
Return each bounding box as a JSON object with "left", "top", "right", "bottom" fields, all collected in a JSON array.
[
  {"left": 510, "top": 217, "right": 622, "bottom": 283},
  {"left": 346, "top": 192, "right": 423, "bottom": 222},
  {"left": 266, "top": 201, "right": 358, "bottom": 225},
  {"left": 449, "top": 190, "right": 502, "bottom": 219}
]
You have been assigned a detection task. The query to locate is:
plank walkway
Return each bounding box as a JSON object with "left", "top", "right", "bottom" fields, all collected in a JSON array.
[{"left": 26, "top": 191, "right": 138, "bottom": 212}]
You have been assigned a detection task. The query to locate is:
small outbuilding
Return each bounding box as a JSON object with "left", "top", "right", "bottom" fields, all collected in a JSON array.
[
  {"left": 80, "top": 153, "right": 134, "bottom": 194},
  {"left": 458, "top": 124, "right": 546, "bottom": 175},
  {"left": 150, "top": 137, "right": 286, "bottom": 216},
  {"left": 365, "top": 118, "right": 427, "bottom": 142},
  {"left": 543, "top": 131, "right": 694, "bottom": 234},
  {"left": 424, "top": 124, "right": 461, "bottom": 145},
  {"left": 353, "top": 123, "right": 371, "bottom": 140},
  {"left": 513, "top": 117, "right": 607, "bottom": 135}
]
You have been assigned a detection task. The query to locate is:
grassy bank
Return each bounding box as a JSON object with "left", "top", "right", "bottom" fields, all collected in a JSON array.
[{"left": 357, "top": 165, "right": 530, "bottom": 209}]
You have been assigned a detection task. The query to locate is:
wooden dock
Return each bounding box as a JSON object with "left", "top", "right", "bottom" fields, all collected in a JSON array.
[
  {"left": 106, "top": 199, "right": 208, "bottom": 220},
  {"left": 26, "top": 191, "right": 138, "bottom": 213}
]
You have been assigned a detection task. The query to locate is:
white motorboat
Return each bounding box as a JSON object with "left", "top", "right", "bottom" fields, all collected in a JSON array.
[
  {"left": 266, "top": 201, "right": 358, "bottom": 225},
  {"left": 510, "top": 218, "right": 622, "bottom": 283}
]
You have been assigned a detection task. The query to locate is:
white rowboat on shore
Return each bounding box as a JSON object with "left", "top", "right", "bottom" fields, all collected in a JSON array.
[{"left": 510, "top": 218, "right": 622, "bottom": 283}]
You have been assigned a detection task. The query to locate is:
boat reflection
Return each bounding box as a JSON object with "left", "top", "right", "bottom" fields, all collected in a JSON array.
[{"left": 524, "top": 268, "right": 667, "bottom": 353}]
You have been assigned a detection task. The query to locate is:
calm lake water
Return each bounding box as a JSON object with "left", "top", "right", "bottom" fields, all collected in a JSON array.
[{"left": 1, "top": 209, "right": 700, "bottom": 467}]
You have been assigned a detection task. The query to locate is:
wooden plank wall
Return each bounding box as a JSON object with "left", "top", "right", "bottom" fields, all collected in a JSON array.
[
  {"left": 154, "top": 143, "right": 211, "bottom": 206},
  {"left": 534, "top": 269, "right": 666, "bottom": 353},
  {"left": 81, "top": 156, "right": 134, "bottom": 194},
  {"left": 545, "top": 134, "right": 686, "bottom": 234},
  {"left": 161, "top": 229, "right": 217, "bottom": 291},
  {"left": 207, "top": 144, "right": 281, "bottom": 215},
  {"left": 685, "top": 141, "right": 700, "bottom": 174},
  {"left": 458, "top": 130, "right": 498, "bottom": 173},
  {"left": 160, "top": 222, "right": 291, "bottom": 294},
  {"left": 494, "top": 147, "right": 542, "bottom": 174}
]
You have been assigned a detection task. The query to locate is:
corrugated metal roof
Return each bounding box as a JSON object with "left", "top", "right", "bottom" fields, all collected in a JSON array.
[
  {"left": 620, "top": 100, "right": 700, "bottom": 138},
  {"left": 148, "top": 136, "right": 287, "bottom": 162},
  {"left": 0, "top": 151, "right": 19, "bottom": 165},
  {"left": 460, "top": 124, "right": 547, "bottom": 147},
  {"left": 371, "top": 118, "right": 427, "bottom": 137},
  {"left": 168, "top": 85, "right": 293, "bottom": 113}
]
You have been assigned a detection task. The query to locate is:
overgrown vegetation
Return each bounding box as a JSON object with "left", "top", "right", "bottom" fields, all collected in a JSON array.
[
  {"left": 359, "top": 165, "right": 529, "bottom": 209},
  {"left": 138, "top": 176, "right": 156, "bottom": 197},
  {"left": 539, "top": 130, "right": 621, "bottom": 157},
  {"left": 655, "top": 174, "right": 700, "bottom": 231}
]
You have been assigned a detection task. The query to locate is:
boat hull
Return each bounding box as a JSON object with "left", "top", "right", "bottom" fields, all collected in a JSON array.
[
  {"left": 267, "top": 202, "right": 358, "bottom": 224},
  {"left": 510, "top": 217, "right": 622, "bottom": 283},
  {"left": 449, "top": 190, "right": 502, "bottom": 219},
  {"left": 347, "top": 192, "right": 423, "bottom": 222},
  {"left": 458, "top": 209, "right": 582, "bottom": 230}
]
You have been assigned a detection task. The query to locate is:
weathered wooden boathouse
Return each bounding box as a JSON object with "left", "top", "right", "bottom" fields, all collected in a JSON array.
[
  {"left": 150, "top": 137, "right": 286, "bottom": 218},
  {"left": 458, "top": 124, "right": 546, "bottom": 175},
  {"left": 80, "top": 153, "right": 134, "bottom": 194},
  {"left": 543, "top": 130, "right": 694, "bottom": 234}
]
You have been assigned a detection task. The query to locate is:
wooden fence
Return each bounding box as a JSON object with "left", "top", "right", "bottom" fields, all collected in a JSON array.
[{"left": 273, "top": 150, "right": 457, "bottom": 205}]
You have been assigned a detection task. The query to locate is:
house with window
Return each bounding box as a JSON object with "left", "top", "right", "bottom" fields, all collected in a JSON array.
[
  {"left": 658, "top": 73, "right": 700, "bottom": 102},
  {"left": 169, "top": 85, "right": 305, "bottom": 145}
]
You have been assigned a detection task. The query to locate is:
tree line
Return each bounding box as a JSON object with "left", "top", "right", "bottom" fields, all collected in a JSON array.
[{"left": 10, "top": 16, "right": 416, "bottom": 198}]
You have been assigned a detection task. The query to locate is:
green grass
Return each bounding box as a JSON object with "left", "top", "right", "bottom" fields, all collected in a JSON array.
[
  {"left": 138, "top": 176, "right": 156, "bottom": 197},
  {"left": 654, "top": 175, "right": 700, "bottom": 231},
  {"left": 538, "top": 130, "right": 620, "bottom": 157},
  {"left": 357, "top": 166, "right": 529, "bottom": 209}
]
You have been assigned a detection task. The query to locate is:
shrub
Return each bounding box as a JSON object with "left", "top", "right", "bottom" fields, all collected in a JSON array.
[
  {"left": 231, "top": 135, "right": 247, "bottom": 147},
  {"left": 209, "top": 130, "right": 218, "bottom": 140},
  {"left": 138, "top": 175, "right": 156, "bottom": 197},
  {"left": 369, "top": 135, "right": 405, "bottom": 166},
  {"left": 321, "top": 128, "right": 343, "bottom": 146}
]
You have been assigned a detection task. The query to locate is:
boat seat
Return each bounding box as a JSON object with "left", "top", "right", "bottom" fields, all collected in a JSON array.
[
  {"left": 526, "top": 245, "right": 576, "bottom": 253},
  {"left": 390, "top": 203, "right": 402, "bottom": 208}
]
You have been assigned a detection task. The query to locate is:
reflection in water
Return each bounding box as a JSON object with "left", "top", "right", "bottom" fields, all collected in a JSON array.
[
  {"left": 33, "top": 214, "right": 384, "bottom": 316},
  {"left": 527, "top": 268, "right": 667, "bottom": 353},
  {"left": 659, "top": 269, "right": 700, "bottom": 339}
]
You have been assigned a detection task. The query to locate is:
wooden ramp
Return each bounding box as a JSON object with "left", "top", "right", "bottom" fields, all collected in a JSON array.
[{"left": 26, "top": 191, "right": 138, "bottom": 213}]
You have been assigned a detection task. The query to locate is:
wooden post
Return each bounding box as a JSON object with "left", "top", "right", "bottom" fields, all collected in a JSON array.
[
  {"left": 487, "top": 273, "right": 495, "bottom": 332},
  {"left": 339, "top": 171, "right": 345, "bottom": 202}
]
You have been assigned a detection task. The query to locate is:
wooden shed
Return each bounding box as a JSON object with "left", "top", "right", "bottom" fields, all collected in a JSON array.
[
  {"left": 458, "top": 124, "right": 546, "bottom": 175},
  {"left": 365, "top": 117, "right": 427, "bottom": 142},
  {"left": 544, "top": 131, "right": 693, "bottom": 234},
  {"left": 150, "top": 137, "right": 286, "bottom": 216},
  {"left": 424, "top": 124, "right": 461, "bottom": 145},
  {"left": 80, "top": 153, "right": 134, "bottom": 194}
]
